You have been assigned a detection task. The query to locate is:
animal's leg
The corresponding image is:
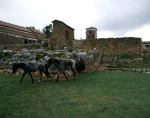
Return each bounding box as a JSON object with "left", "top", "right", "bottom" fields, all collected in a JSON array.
[
  {"left": 62, "top": 71, "right": 68, "bottom": 81},
  {"left": 29, "top": 72, "right": 34, "bottom": 83},
  {"left": 44, "top": 64, "right": 51, "bottom": 80},
  {"left": 38, "top": 80, "right": 41, "bottom": 82},
  {"left": 53, "top": 62, "right": 69, "bottom": 81},
  {"left": 43, "top": 71, "right": 51, "bottom": 80},
  {"left": 77, "top": 66, "right": 80, "bottom": 76},
  {"left": 71, "top": 67, "right": 76, "bottom": 79},
  {"left": 76, "top": 62, "right": 80, "bottom": 76},
  {"left": 38, "top": 71, "right": 43, "bottom": 83},
  {"left": 20, "top": 72, "right": 27, "bottom": 83},
  {"left": 56, "top": 71, "right": 60, "bottom": 83},
  {"left": 65, "top": 70, "right": 68, "bottom": 77},
  {"left": 77, "top": 70, "right": 80, "bottom": 76}
]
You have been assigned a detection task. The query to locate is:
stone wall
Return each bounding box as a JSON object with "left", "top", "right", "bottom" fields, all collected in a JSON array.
[
  {"left": 0, "top": 33, "right": 24, "bottom": 44},
  {"left": 49, "top": 34, "right": 68, "bottom": 50},
  {"left": 0, "top": 48, "right": 103, "bottom": 78},
  {"left": 50, "top": 37, "right": 142, "bottom": 55},
  {"left": 0, "top": 43, "right": 41, "bottom": 51}
]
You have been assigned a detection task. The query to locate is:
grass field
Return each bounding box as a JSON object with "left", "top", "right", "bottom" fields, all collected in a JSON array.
[{"left": 0, "top": 71, "right": 150, "bottom": 118}]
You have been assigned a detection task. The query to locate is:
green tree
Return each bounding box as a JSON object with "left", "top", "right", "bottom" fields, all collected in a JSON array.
[{"left": 42, "top": 24, "right": 52, "bottom": 39}]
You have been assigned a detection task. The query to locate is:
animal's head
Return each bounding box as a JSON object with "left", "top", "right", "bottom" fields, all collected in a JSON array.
[{"left": 12, "top": 63, "right": 18, "bottom": 74}]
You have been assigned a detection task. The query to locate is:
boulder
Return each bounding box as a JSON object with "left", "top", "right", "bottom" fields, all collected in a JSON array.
[
  {"left": 29, "top": 60, "right": 36, "bottom": 63},
  {"left": 22, "top": 48, "right": 29, "bottom": 53},
  {"left": 15, "top": 72, "right": 20, "bottom": 76},
  {"left": 23, "top": 53, "right": 31, "bottom": 58},
  {"left": 0, "top": 70, "right": 3, "bottom": 73},
  {"left": 29, "top": 55, "right": 36, "bottom": 60},
  {"left": 34, "top": 72, "right": 39, "bottom": 77},
  {"left": 3, "top": 50, "right": 13, "bottom": 55},
  {"left": 66, "top": 70, "right": 73, "bottom": 76}
]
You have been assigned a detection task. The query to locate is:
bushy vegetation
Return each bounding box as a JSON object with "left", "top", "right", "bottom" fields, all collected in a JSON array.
[{"left": 0, "top": 71, "right": 150, "bottom": 118}]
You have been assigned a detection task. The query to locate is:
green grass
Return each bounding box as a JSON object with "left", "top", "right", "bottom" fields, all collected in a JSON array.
[
  {"left": 106, "top": 54, "right": 150, "bottom": 68},
  {"left": 106, "top": 54, "right": 150, "bottom": 64},
  {"left": 0, "top": 71, "right": 150, "bottom": 118},
  {"left": 111, "top": 63, "right": 150, "bottom": 68},
  {"left": 106, "top": 54, "right": 142, "bottom": 60}
]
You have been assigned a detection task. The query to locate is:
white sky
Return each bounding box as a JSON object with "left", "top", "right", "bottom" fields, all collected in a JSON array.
[{"left": 0, "top": 0, "right": 150, "bottom": 41}]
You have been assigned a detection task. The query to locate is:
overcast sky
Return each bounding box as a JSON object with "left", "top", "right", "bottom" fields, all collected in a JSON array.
[{"left": 0, "top": 0, "right": 150, "bottom": 41}]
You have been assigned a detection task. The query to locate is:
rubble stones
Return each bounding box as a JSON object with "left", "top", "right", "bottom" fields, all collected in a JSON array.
[{"left": 0, "top": 46, "right": 149, "bottom": 78}]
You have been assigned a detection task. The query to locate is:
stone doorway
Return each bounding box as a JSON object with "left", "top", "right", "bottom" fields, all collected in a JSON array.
[
  {"left": 65, "top": 30, "right": 69, "bottom": 40},
  {"left": 24, "top": 39, "right": 28, "bottom": 44}
]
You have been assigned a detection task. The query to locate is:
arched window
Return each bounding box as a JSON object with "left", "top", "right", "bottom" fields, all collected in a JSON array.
[
  {"left": 65, "top": 30, "right": 69, "bottom": 40},
  {"left": 29, "top": 40, "right": 32, "bottom": 43}
]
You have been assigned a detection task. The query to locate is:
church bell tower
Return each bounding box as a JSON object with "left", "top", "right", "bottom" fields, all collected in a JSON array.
[{"left": 86, "top": 27, "right": 97, "bottom": 40}]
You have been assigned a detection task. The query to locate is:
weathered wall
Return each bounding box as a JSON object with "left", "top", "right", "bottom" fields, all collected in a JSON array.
[
  {"left": 50, "top": 37, "right": 142, "bottom": 55},
  {"left": 0, "top": 33, "right": 24, "bottom": 44},
  {"left": 49, "top": 34, "right": 67, "bottom": 50}
]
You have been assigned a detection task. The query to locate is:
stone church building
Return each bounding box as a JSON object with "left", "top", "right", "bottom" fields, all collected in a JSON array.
[
  {"left": 51, "top": 20, "right": 74, "bottom": 40},
  {"left": 49, "top": 20, "right": 75, "bottom": 49}
]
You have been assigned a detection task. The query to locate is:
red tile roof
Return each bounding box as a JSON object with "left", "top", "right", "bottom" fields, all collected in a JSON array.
[
  {"left": 0, "top": 20, "right": 44, "bottom": 40},
  {"left": 0, "top": 20, "right": 31, "bottom": 33},
  {"left": 52, "top": 19, "right": 74, "bottom": 30},
  {"left": 0, "top": 27, "right": 37, "bottom": 39},
  {"left": 27, "top": 27, "right": 43, "bottom": 34}
]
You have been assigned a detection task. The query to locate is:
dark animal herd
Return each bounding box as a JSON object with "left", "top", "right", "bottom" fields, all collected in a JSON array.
[{"left": 12, "top": 58, "right": 85, "bottom": 83}]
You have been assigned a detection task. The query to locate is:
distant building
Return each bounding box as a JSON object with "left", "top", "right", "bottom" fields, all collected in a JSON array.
[
  {"left": 51, "top": 19, "right": 74, "bottom": 40},
  {"left": 86, "top": 27, "right": 97, "bottom": 40},
  {"left": 142, "top": 41, "right": 150, "bottom": 49},
  {"left": 49, "top": 19, "right": 74, "bottom": 49},
  {"left": 0, "top": 20, "right": 45, "bottom": 44}
]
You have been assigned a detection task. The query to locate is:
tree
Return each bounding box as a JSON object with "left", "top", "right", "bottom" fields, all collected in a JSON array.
[
  {"left": 42, "top": 24, "right": 52, "bottom": 39},
  {"left": 29, "top": 26, "right": 35, "bottom": 29}
]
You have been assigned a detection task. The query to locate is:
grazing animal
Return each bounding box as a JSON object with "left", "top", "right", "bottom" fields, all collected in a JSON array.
[
  {"left": 42, "top": 58, "right": 80, "bottom": 83},
  {"left": 12, "top": 63, "right": 51, "bottom": 83}
]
